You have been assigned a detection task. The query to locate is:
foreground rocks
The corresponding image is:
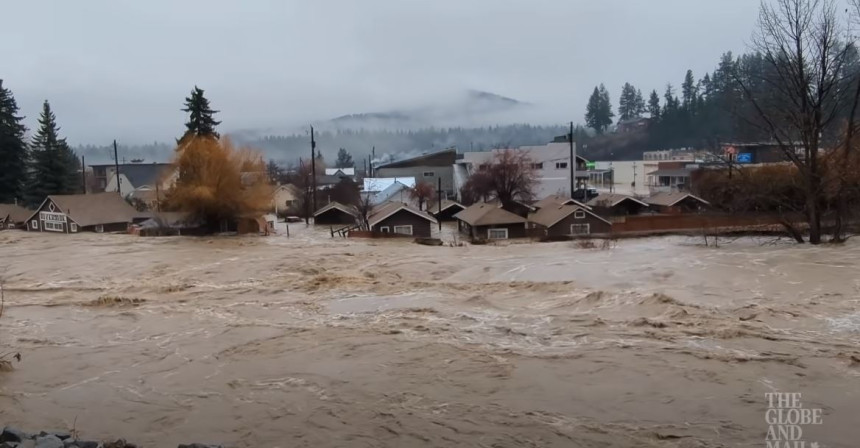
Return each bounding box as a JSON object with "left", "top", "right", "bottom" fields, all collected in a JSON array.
[{"left": 0, "top": 427, "right": 223, "bottom": 448}]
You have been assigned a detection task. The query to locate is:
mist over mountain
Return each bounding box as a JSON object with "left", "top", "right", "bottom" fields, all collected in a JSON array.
[{"left": 76, "top": 89, "right": 564, "bottom": 166}]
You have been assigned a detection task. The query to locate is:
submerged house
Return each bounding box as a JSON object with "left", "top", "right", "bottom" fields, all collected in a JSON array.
[
  {"left": 0, "top": 204, "right": 33, "bottom": 229},
  {"left": 313, "top": 202, "right": 359, "bottom": 225},
  {"left": 533, "top": 194, "right": 591, "bottom": 210},
  {"left": 586, "top": 193, "right": 649, "bottom": 216},
  {"left": 528, "top": 204, "right": 612, "bottom": 237},
  {"left": 367, "top": 202, "right": 438, "bottom": 237},
  {"left": 453, "top": 202, "right": 528, "bottom": 240},
  {"left": 428, "top": 199, "right": 466, "bottom": 221},
  {"left": 645, "top": 192, "right": 710, "bottom": 214},
  {"left": 26, "top": 193, "right": 143, "bottom": 233}
]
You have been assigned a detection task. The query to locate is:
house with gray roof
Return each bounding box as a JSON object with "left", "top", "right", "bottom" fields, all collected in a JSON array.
[{"left": 25, "top": 193, "right": 144, "bottom": 233}]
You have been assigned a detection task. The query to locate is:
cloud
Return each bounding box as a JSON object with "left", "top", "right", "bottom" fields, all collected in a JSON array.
[{"left": 1, "top": 0, "right": 760, "bottom": 144}]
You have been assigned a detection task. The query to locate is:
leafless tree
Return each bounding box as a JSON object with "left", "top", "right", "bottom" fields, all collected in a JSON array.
[
  {"left": 737, "top": 0, "right": 860, "bottom": 243},
  {"left": 409, "top": 181, "right": 436, "bottom": 211},
  {"left": 354, "top": 191, "right": 375, "bottom": 230},
  {"left": 461, "top": 149, "right": 538, "bottom": 207}
]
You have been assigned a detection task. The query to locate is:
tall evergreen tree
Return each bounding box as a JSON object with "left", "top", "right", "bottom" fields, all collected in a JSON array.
[
  {"left": 335, "top": 148, "right": 354, "bottom": 168},
  {"left": 597, "top": 84, "right": 614, "bottom": 132},
  {"left": 634, "top": 88, "right": 646, "bottom": 117},
  {"left": 585, "top": 86, "right": 603, "bottom": 132},
  {"left": 0, "top": 80, "right": 29, "bottom": 204},
  {"left": 181, "top": 86, "right": 221, "bottom": 139},
  {"left": 647, "top": 90, "right": 661, "bottom": 118},
  {"left": 618, "top": 82, "right": 640, "bottom": 121},
  {"left": 27, "top": 101, "right": 79, "bottom": 205},
  {"left": 682, "top": 70, "right": 697, "bottom": 108}
]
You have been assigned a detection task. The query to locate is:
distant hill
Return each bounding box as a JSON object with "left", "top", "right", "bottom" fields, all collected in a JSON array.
[{"left": 328, "top": 89, "right": 529, "bottom": 130}]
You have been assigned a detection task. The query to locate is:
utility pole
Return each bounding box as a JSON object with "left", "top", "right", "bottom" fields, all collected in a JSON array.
[
  {"left": 81, "top": 155, "right": 87, "bottom": 193},
  {"left": 113, "top": 139, "right": 122, "bottom": 196},
  {"left": 300, "top": 159, "right": 309, "bottom": 225},
  {"left": 371, "top": 146, "right": 376, "bottom": 177},
  {"left": 437, "top": 177, "right": 443, "bottom": 232},
  {"left": 569, "top": 121, "right": 576, "bottom": 197},
  {"left": 310, "top": 126, "right": 317, "bottom": 215}
]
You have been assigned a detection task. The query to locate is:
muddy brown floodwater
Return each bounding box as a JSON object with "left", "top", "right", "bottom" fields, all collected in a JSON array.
[{"left": 1, "top": 228, "right": 859, "bottom": 447}]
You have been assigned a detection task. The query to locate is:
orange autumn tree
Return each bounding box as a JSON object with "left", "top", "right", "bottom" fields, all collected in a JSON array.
[{"left": 163, "top": 136, "right": 272, "bottom": 230}]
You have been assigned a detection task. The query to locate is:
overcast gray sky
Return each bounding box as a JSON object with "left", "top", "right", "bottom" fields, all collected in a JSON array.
[{"left": 1, "top": 0, "right": 761, "bottom": 144}]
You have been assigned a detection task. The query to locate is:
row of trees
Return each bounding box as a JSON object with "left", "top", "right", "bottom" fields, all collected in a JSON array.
[
  {"left": 0, "top": 81, "right": 81, "bottom": 206},
  {"left": 692, "top": 0, "right": 860, "bottom": 244}
]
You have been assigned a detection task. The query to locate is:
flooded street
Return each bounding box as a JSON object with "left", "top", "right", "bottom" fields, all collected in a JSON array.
[{"left": 1, "top": 228, "right": 859, "bottom": 447}]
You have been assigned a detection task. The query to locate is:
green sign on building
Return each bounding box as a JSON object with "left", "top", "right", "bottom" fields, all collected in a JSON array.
[{"left": 585, "top": 162, "right": 596, "bottom": 169}]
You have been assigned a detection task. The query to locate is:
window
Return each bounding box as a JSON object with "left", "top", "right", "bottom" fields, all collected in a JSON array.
[
  {"left": 393, "top": 225, "right": 413, "bottom": 235},
  {"left": 570, "top": 224, "right": 590, "bottom": 235},
  {"left": 379, "top": 226, "right": 390, "bottom": 233},
  {"left": 30, "top": 220, "right": 38, "bottom": 230},
  {"left": 556, "top": 162, "right": 568, "bottom": 169},
  {"left": 95, "top": 224, "right": 105, "bottom": 233},
  {"left": 423, "top": 171, "right": 435, "bottom": 177},
  {"left": 70, "top": 223, "right": 78, "bottom": 233},
  {"left": 488, "top": 228, "right": 508, "bottom": 239},
  {"left": 43, "top": 221, "right": 63, "bottom": 232},
  {"left": 574, "top": 210, "right": 586, "bottom": 219},
  {"left": 531, "top": 163, "right": 544, "bottom": 169}
]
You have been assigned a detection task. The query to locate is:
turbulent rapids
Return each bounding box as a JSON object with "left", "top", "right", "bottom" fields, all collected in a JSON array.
[{"left": 0, "top": 228, "right": 858, "bottom": 447}]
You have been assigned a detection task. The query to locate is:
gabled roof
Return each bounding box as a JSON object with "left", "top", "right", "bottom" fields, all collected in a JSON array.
[
  {"left": 428, "top": 199, "right": 465, "bottom": 215},
  {"left": 453, "top": 202, "right": 527, "bottom": 226},
  {"left": 117, "top": 163, "right": 173, "bottom": 189},
  {"left": 27, "top": 193, "right": 141, "bottom": 227},
  {"left": 363, "top": 177, "right": 416, "bottom": 192},
  {"left": 0, "top": 204, "right": 34, "bottom": 223},
  {"left": 533, "top": 194, "right": 591, "bottom": 210},
  {"left": 375, "top": 148, "right": 457, "bottom": 169},
  {"left": 325, "top": 167, "right": 355, "bottom": 176},
  {"left": 587, "top": 193, "right": 649, "bottom": 208},
  {"left": 275, "top": 183, "right": 301, "bottom": 196},
  {"left": 313, "top": 201, "right": 359, "bottom": 218},
  {"left": 368, "top": 202, "right": 438, "bottom": 227},
  {"left": 645, "top": 192, "right": 710, "bottom": 207},
  {"left": 370, "top": 181, "right": 411, "bottom": 205},
  {"left": 529, "top": 204, "right": 611, "bottom": 228}
]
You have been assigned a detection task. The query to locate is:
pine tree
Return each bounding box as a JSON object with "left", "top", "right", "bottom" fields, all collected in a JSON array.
[
  {"left": 0, "top": 80, "right": 29, "bottom": 204},
  {"left": 682, "top": 70, "right": 697, "bottom": 109},
  {"left": 335, "top": 148, "right": 354, "bottom": 168},
  {"left": 597, "top": 84, "right": 614, "bottom": 131},
  {"left": 585, "top": 86, "right": 603, "bottom": 132},
  {"left": 618, "top": 83, "right": 636, "bottom": 121},
  {"left": 634, "top": 89, "right": 646, "bottom": 117},
  {"left": 181, "top": 86, "right": 221, "bottom": 139},
  {"left": 648, "top": 90, "right": 661, "bottom": 118},
  {"left": 27, "top": 101, "right": 79, "bottom": 205}
]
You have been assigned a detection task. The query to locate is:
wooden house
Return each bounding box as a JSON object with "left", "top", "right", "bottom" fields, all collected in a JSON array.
[
  {"left": 645, "top": 192, "right": 710, "bottom": 214},
  {"left": 528, "top": 204, "right": 612, "bottom": 237},
  {"left": 0, "top": 204, "right": 33, "bottom": 229},
  {"left": 25, "top": 193, "right": 142, "bottom": 233},
  {"left": 428, "top": 199, "right": 466, "bottom": 221},
  {"left": 313, "top": 202, "right": 359, "bottom": 225},
  {"left": 586, "top": 193, "right": 649, "bottom": 216},
  {"left": 367, "top": 202, "right": 437, "bottom": 237},
  {"left": 454, "top": 202, "right": 528, "bottom": 240}
]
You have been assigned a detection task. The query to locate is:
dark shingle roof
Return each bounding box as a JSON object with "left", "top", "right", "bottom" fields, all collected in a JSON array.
[
  {"left": 0, "top": 204, "right": 33, "bottom": 223},
  {"left": 32, "top": 193, "right": 142, "bottom": 227},
  {"left": 453, "top": 202, "right": 526, "bottom": 226}
]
